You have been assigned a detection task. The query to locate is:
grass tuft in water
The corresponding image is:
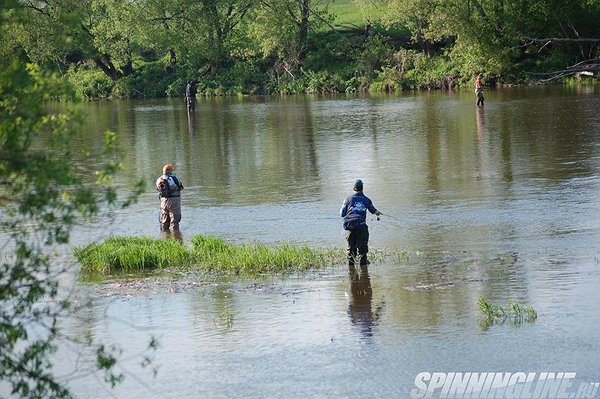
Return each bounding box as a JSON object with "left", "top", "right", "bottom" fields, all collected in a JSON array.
[
  {"left": 75, "top": 236, "right": 192, "bottom": 274},
  {"left": 190, "top": 235, "right": 344, "bottom": 274},
  {"left": 75, "top": 235, "right": 347, "bottom": 276},
  {"left": 478, "top": 297, "right": 537, "bottom": 329}
]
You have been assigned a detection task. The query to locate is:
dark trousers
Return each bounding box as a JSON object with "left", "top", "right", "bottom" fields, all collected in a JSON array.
[
  {"left": 346, "top": 224, "right": 369, "bottom": 266},
  {"left": 476, "top": 91, "right": 484, "bottom": 106}
]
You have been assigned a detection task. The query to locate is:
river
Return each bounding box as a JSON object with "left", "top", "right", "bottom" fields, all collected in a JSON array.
[{"left": 41, "top": 86, "right": 600, "bottom": 397}]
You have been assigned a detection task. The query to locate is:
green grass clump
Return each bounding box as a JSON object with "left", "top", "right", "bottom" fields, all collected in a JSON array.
[
  {"left": 190, "top": 235, "right": 343, "bottom": 274},
  {"left": 75, "top": 236, "right": 192, "bottom": 274},
  {"left": 478, "top": 297, "right": 537, "bottom": 329},
  {"left": 75, "top": 235, "right": 347, "bottom": 276}
]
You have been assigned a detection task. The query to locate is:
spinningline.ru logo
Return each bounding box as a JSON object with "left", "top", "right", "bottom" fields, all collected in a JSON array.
[{"left": 410, "top": 372, "right": 600, "bottom": 399}]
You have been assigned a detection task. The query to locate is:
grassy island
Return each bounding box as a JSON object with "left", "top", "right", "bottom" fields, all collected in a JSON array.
[{"left": 75, "top": 235, "right": 347, "bottom": 276}]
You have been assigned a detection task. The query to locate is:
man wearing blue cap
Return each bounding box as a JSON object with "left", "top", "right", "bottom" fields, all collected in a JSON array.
[{"left": 340, "top": 179, "right": 381, "bottom": 267}]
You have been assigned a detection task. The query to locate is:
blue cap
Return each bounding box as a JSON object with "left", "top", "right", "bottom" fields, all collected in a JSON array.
[{"left": 353, "top": 179, "right": 363, "bottom": 190}]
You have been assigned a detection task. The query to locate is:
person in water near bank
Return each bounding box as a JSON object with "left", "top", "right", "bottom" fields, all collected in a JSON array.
[
  {"left": 156, "top": 164, "right": 184, "bottom": 231},
  {"left": 340, "top": 179, "right": 381, "bottom": 267},
  {"left": 475, "top": 73, "right": 484, "bottom": 107},
  {"left": 185, "top": 80, "right": 197, "bottom": 112}
]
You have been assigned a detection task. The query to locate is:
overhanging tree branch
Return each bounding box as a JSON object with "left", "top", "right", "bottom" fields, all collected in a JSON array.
[
  {"left": 523, "top": 37, "right": 600, "bottom": 44},
  {"left": 528, "top": 58, "right": 600, "bottom": 83}
]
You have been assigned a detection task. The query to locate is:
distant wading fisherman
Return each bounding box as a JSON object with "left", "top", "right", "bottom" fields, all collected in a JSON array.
[
  {"left": 185, "top": 80, "right": 197, "bottom": 112},
  {"left": 156, "top": 164, "right": 184, "bottom": 231},
  {"left": 340, "top": 179, "right": 381, "bottom": 267},
  {"left": 475, "top": 73, "right": 484, "bottom": 107}
]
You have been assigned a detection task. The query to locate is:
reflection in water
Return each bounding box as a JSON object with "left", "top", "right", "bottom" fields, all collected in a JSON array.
[
  {"left": 347, "top": 265, "right": 380, "bottom": 339},
  {"left": 475, "top": 106, "right": 485, "bottom": 180},
  {"left": 476, "top": 106, "right": 484, "bottom": 141},
  {"left": 187, "top": 111, "right": 196, "bottom": 136}
]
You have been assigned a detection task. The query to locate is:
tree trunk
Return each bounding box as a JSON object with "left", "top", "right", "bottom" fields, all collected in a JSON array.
[
  {"left": 169, "top": 49, "right": 177, "bottom": 69},
  {"left": 297, "top": 0, "right": 310, "bottom": 68},
  {"left": 94, "top": 57, "right": 121, "bottom": 81}
]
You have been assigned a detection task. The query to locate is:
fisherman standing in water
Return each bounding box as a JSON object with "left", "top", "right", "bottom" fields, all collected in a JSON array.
[
  {"left": 185, "top": 80, "right": 197, "bottom": 112},
  {"left": 475, "top": 73, "right": 484, "bottom": 107},
  {"left": 340, "top": 179, "right": 381, "bottom": 267},
  {"left": 156, "top": 164, "right": 184, "bottom": 231}
]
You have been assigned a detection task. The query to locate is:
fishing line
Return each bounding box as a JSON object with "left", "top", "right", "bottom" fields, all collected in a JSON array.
[
  {"left": 370, "top": 216, "right": 403, "bottom": 230},
  {"left": 381, "top": 213, "right": 402, "bottom": 223}
]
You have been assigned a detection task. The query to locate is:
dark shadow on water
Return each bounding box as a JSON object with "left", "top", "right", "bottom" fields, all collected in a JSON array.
[
  {"left": 187, "top": 111, "right": 196, "bottom": 136},
  {"left": 347, "top": 265, "right": 382, "bottom": 340}
]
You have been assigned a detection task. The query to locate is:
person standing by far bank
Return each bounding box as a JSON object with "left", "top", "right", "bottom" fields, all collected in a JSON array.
[
  {"left": 340, "top": 179, "right": 381, "bottom": 267},
  {"left": 156, "top": 164, "right": 184, "bottom": 231},
  {"left": 475, "top": 73, "right": 484, "bottom": 107},
  {"left": 185, "top": 80, "right": 197, "bottom": 112}
]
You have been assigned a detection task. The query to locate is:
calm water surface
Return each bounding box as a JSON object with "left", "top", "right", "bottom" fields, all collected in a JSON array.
[{"left": 49, "top": 87, "right": 600, "bottom": 397}]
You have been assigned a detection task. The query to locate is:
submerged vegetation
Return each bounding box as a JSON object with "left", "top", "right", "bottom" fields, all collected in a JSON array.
[
  {"left": 75, "top": 235, "right": 348, "bottom": 275},
  {"left": 478, "top": 297, "right": 537, "bottom": 330}
]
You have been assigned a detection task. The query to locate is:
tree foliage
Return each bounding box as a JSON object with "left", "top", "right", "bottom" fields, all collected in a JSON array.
[
  {"left": 2, "top": 0, "right": 599, "bottom": 96},
  {"left": 0, "top": 23, "right": 145, "bottom": 397},
  {"left": 381, "top": 0, "right": 600, "bottom": 79}
]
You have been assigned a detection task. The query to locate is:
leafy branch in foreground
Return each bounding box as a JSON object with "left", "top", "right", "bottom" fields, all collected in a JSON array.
[
  {"left": 478, "top": 297, "right": 537, "bottom": 330},
  {"left": 0, "top": 56, "right": 144, "bottom": 398}
]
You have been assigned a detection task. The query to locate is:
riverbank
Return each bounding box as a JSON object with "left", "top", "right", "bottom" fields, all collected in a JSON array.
[{"left": 65, "top": 55, "right": 600, "bottom": 101}]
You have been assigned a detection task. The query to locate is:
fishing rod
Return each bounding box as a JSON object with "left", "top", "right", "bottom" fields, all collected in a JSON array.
[{"left": 379, "top": 212, "right": 402, "bottom": 222}]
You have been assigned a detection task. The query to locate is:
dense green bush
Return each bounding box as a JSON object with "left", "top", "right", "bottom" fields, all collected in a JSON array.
[
  {"left": 200, "top": 61, "right": 265, "bottom": 96},
  {"left": 66, "top": 66, "right": 114, "bottom": 99},
  {"left": 369, "top": 67, "right": 402, "bottom": 92},
  {"left": 355, "top": 35, "right": 395, "bottom": 80},
  {"left": 112, "top": 62, "right": 175, "bottom": 98}
]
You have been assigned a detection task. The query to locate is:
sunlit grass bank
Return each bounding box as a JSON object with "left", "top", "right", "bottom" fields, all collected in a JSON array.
[{"left": 75, "top": 235, "right": 346, "bottom": 276}]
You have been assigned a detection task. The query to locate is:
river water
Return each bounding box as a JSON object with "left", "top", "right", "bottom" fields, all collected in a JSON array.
[{"left": 44, "top": 87, "right": 600, "bottom": 397}]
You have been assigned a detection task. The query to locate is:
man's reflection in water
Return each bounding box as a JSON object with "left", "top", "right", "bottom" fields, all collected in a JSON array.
[
  {"left": 187, "top": 111, "right": 196, "bottom": 136},
  {"left": 161, "top": 229, "right": 183, "bottom": 243},
  {"left": 348, "top": 265, "right": 380, "bottom": 339},
  {"left": 476, "top": 106, "right": 485, "bottom": 141}
]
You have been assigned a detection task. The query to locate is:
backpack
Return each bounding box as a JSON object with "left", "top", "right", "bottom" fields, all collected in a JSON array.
[{"left": 158, "top": 176, "right": 180, "bottom": 198}]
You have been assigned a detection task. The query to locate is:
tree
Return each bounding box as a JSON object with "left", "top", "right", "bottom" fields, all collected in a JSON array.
[
  {"left": 4, "top": 0, "right": 144, "bottom": 81},
  {"left": 249, "top": 0, "right": 330, "bottom": 75},
  {"left": 137, "top": 0, "right": 190, "bottom": 72},
  {"left": 381, "top": 0, "right": 447, "bottom": 56},
  {"left": 380, "top": 0, "right": 600, "bottom": 80},
  {"left": 1, "top": 10, "right": 146, "bottom": 395}
]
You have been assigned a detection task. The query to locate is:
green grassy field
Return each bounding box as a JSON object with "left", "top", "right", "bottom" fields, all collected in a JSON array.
[
  {"left": 324, "top": 0, "right": 409, "bottom": 40},
  {"left": 326, "top": 0, "right": 383, "bottom": 27}
]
